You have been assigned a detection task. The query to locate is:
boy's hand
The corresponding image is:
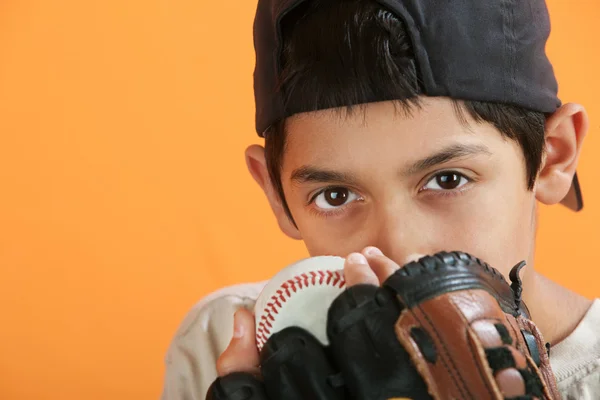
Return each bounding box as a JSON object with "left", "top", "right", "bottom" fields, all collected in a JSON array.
[
  {"left": 209, "top": 247, "right": 401, "bottom": 399},
  {"left": 215, "top": 308, "right": 260, "bottom": 378},
  {"left": 214, "top": 247, "right": 415, "bottom": 379},
  {"left": 210, "top": 248, "right": 423, "bottom": 400}
]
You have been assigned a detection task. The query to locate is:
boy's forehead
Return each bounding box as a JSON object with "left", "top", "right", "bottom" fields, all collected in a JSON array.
[
  {"left": 286, "top": 98, "right": 476, "bottom": 138},
  {"left": 284, "top": 100, "right": 506, "bottom": 164}
]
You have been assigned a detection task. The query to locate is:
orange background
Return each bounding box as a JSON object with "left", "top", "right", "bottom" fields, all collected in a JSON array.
[{"left": 0, "top": 1, "right": 598, "bottom": 399}]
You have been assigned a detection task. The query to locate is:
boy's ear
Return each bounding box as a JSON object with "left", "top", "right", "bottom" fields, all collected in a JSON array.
[
  {"left": 245, "top": 144, "right": 302, "bottom": 240},
  {"left": 535, "top": 103, "right": 589, "bottom": 206}
]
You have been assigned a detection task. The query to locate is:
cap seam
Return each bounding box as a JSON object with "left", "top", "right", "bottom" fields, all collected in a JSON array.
[
  {"left": 509, "top": 0, "right": 517, "bottom": 104},
  {"left": 501, "top": 0, "right": 516, "bottom": 105}
]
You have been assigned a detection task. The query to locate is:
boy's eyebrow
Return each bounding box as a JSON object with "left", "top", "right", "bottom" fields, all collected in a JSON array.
[
  {"left": 403, "top": 143, "right": 492, "bottom": 177},
  {"left": 290, "top": 166, "right": 359, "bottom": 185},
  {"left": 290, "top": 143, "right": 492, "bottom": 184}
]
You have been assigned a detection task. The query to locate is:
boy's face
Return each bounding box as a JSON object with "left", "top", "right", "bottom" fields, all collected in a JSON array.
[
  {"left": 279, "top": 98, "right": 538, "bottom": 275},
  {"left": 247, "top": 96, "right": 585, "bottom": 278}
]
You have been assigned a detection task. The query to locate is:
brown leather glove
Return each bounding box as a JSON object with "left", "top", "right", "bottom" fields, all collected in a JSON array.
[
  {"left": 207, "top": 251, "right": 561, "bottom": 400},
  {"left": 373, "top": 251, "right": 561, "bottom": 399}
]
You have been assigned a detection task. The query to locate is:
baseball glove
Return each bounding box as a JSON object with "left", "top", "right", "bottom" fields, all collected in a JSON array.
[{"left": 207, "top": 251, "right": 561, "bottom": 399}]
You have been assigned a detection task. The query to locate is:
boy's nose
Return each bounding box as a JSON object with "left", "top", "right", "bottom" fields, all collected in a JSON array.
[{"left": 367, "top": 211, "right": 433, "bottom": 268}]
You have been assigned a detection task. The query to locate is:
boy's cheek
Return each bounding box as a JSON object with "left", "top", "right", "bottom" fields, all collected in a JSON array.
[{"left": 431, "top": 199, "right": 535, "bottom": 278}]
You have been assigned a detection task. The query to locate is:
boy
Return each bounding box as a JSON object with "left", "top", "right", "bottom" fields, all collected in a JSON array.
[{"left": 161, "top": 0, "right": 600, "bottom": 398}]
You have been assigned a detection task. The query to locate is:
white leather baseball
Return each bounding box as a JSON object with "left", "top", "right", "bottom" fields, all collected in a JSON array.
[{"left": 254, "top": 256, "right": 346, "bottom": 351}]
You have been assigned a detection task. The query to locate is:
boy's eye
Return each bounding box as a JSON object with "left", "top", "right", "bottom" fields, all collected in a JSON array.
[
  {"left": 424, "top": 171, "right": 469, "bottom": 191},
  {"left": 314, "top": 187, "right": 359, "bottom": 209}
]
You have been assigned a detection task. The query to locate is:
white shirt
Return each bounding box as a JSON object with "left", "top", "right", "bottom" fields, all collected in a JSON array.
[{"left": 160, "top": 282, "right": 600, "bottom": 400}]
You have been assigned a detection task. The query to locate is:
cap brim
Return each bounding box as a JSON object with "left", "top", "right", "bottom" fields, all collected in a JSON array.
[{"left": 560, "top": 172, "right": 583, "bottom": 211}]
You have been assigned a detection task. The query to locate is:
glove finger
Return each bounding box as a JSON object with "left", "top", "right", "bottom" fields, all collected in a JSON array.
[
  {"left": 260, "top": 327, "right": 345, "bottom": 400},
  {"left": 471, "top": 319, "right": 528, "bottom": 398},
  {"left": 473, "top": 317, "right": 551, "bottom": 399},
  {"left": 326, "top": 284, "right": 432, "bottom": 400},
  {"left": 206, "top": 372, "right": 268, "bottom": 400}
]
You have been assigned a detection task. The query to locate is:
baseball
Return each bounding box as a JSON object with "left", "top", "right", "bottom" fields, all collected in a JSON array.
[{"left": 254, "top": 256, "right": 347, "bottom": 351}]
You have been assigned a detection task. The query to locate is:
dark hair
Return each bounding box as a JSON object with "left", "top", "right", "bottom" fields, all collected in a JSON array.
[{"left": 264, "top": 0, "right": 546, "bottom": 224}]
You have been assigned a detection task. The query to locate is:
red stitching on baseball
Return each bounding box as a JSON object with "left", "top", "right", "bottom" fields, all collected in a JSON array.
[{"left": 255, "top": 270, "right": 346, "bottom": 350}]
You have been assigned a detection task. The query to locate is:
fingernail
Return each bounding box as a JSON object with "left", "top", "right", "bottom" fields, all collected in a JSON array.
[
  {"left": 347, "top": 253, "right": 368, "bottom": 265},
  {"left": 364, "top": 247, "right": 383, "bottom": 256},
  {"left": 233, "top": 311, "right": 245, "bottom": 339}
]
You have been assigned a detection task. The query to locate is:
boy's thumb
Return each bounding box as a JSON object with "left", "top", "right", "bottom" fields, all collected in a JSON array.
[{"left": 216, "top": 309, "right": 260, "bottom": 377}]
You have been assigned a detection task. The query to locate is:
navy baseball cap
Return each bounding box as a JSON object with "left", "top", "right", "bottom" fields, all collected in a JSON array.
[{"left": 252, "top": 0, "right": 583, "bottom": 212}]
